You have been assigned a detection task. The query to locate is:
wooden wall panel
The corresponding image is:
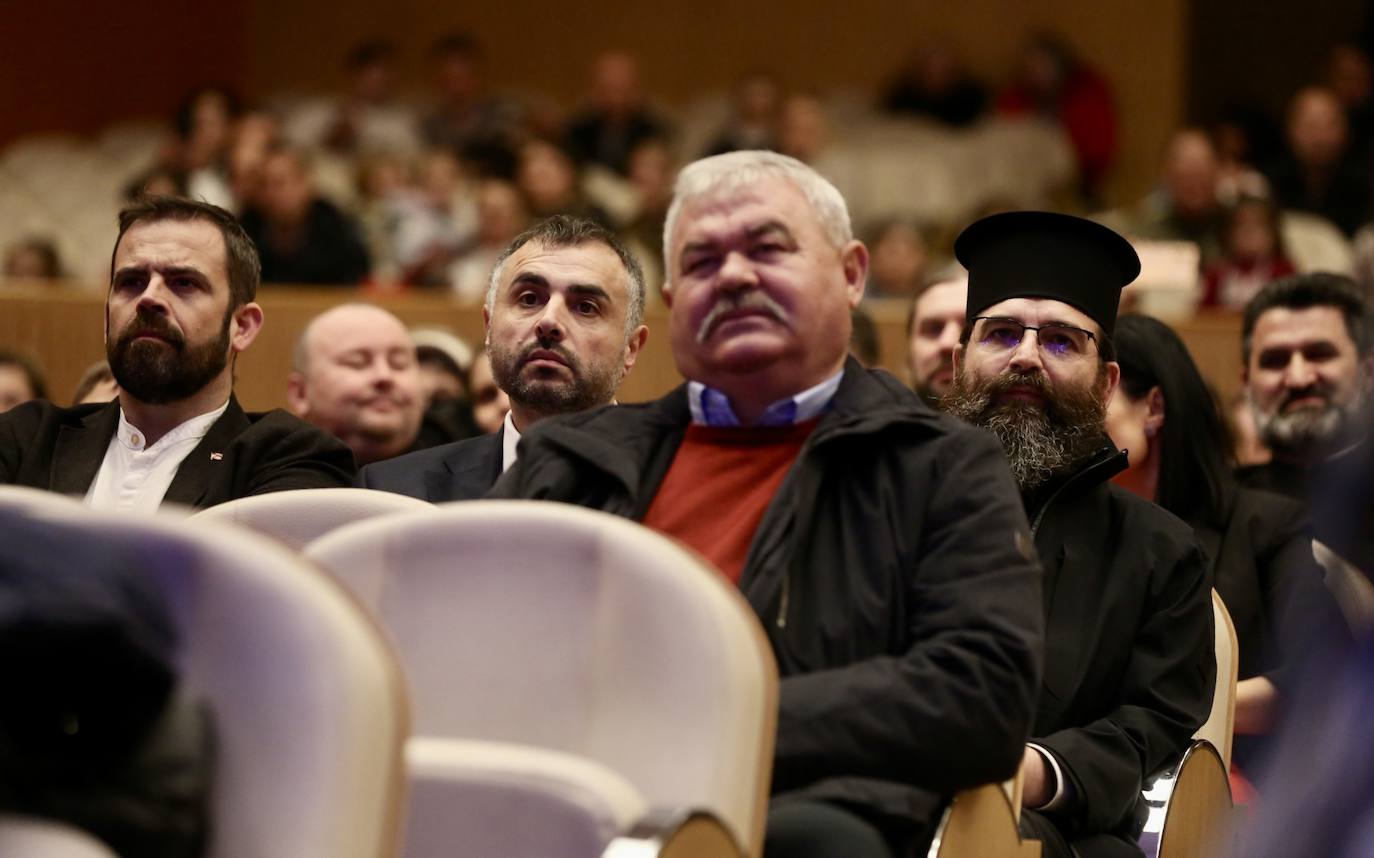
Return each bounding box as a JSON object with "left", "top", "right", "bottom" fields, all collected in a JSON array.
[{"left": 0, "top": 284, "right": 1245, "bottom": 414}]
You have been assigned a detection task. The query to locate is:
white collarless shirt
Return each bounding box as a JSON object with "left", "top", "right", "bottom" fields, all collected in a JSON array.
[
  {"left": 501, "top": 410, "right": 522, "bottom": 473},
  {"left": 84, "top": 401, "right": 230, "bottom": 512}
]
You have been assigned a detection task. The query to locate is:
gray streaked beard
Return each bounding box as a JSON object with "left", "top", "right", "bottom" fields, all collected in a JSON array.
[{"left": 943, "top": 368, "right": 1109, "bottom": 492}]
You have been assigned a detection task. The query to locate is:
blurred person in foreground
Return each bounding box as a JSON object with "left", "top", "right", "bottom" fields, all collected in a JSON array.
[
  {"left": 0, "top": 351, "right": 47, "bottom": 413},
  {"left": 0, "top": 197, "right": 355, "bottom": 509},
  {"left": 360, "top": 215, "right": 647, "bottom": 501},
  {"left": 491, "top": 151, "right": 1043, "bottom": 857},
  {"left": 945, "top": 212, "right": 1213, "bottom": 858},
  {"left": 1105, "top": 313, "right": 1340, "bottom": 770}
]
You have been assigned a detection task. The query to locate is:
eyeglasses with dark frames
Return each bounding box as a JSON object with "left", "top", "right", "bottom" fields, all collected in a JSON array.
[{"left": 970, "top": 316, "right": 1098, "bottom": 359}]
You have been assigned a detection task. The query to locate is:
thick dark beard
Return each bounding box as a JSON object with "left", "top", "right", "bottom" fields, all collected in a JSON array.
[
  {"left": 108, "top": 307, "right": 231, "bottom": 405},
  {"left": 489, "top": 336, "right": 621, "bottom": 417},
  {"left": 943, "top": 367, "right": 1109, "bottom": 492}
]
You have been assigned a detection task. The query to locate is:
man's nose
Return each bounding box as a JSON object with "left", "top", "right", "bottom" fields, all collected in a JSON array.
[
  {"left": 535, "top": 299, "right": 567, "bottom": 342},
  {"left": 1283, "top": 353, "right": 1318, "bottom": 388},
  {"left": 717, "top": 250, "right": 760, "bottom": 292},
  {"left": 1007, "top": 330, "right": 1044, "bottom": 372},
  {"left": 136, "top": 275, "right": 173, "bottom": 314},
  {"left": 937, "top": 320, "right": 963, "bottom": 354}
]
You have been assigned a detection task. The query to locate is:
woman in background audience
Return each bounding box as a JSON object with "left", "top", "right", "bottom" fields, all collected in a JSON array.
[
  {"left": 0, "top": 350, "right": 47, "bottom": 413},
  {"left": 2, "top": 237, "right": 63, "bottom": 280},
  {"left": 71, "top": 361, "right": 119, "bottom": 406},
  {"left": 1201, "top": 196, "right": 1296, "bottom": 310},
  {"left": 448, "top": 178, "right": 529, "bottom": 300},
  {"left": 1104, "top": 314, "right": 1339, "bottom": 772}
]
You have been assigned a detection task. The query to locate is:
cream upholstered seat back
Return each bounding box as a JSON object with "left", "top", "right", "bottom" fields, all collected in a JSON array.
[
  {"left": 0, "top": 484, "right": 89, "bottom": 515},
  {"left": 9, "top": 507, "right": 409, "bottom": 858},
  {"left": 305, "top": 500, "right": 778, "bottom": 855},
  {"left": 192, "top": 487, "right": 433, "bottom": 550},
  {"left": 1196, "top": 590, "right": 1238, "bottom": 769},
  {"left": 0, "top": 816, "right": 120, "bottom": 857}
]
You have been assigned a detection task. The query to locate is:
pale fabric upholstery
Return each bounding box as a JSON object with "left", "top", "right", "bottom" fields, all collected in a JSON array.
[
  {"left": 0, "top": 816, "right": 119, "bottom": 858},
  {"left": 192, "top": 487, "right": 434, "bottom": 551},
  {"left": 405, "top": 737, "right": 646, "bottom": 858},
  {"left": 0, "top": 484, "right": 88, "bottom": 515},
  {"left": 306, "top": 500, "right": 778, "bottom": 856},
  {"left": 1280, "top": 211, "right": 1355, "bottom": 274},
  {"left": 8, "top": 506, "right": 409, "bottom": 858},
  {"left": 1314, "top": 539, "right": 1374, "bottom": 636},
  {"left": 1196, "top": 591, "right": 1238, "bottom": 769}
]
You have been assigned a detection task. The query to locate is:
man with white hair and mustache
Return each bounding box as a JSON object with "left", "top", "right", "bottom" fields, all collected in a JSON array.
[
  {"left": 491, "top": 151, "right": 1044, "bottom": 857},
  {"left": 358, "top": 215, "right": 648, "bottom": 499}
]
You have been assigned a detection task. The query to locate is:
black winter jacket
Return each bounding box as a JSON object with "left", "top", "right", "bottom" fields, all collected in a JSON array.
[{"left": 491, "top": 361, "right": 1045, "bottom": 829}]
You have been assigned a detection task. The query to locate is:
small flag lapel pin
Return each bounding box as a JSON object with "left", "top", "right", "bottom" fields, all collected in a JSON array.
[{"left": 210, "top": 452, "right": 224, "bottom": 461}]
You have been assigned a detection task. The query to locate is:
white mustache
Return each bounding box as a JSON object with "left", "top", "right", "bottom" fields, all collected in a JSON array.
[{"left": 696, "top": 292, "right": 788, "bottom": 344}]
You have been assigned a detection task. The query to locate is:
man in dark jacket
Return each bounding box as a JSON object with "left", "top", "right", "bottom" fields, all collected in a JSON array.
[
  {"left": 944, "top": 212, "right": 1215, "bottom": 858},
  {"left": 0, "top": 197, "right": 356, "bottom": 509},
  {"left": 491, "top": 151, "right": 1044, "bottom": 857}
]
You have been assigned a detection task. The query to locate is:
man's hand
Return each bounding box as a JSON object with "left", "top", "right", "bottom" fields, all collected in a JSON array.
[{"left": 1021, "top": 745, "right": 1053, "bottom": 808}]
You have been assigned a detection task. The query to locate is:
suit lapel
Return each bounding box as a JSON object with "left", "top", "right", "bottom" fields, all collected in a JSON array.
[
  {"left": 425, "top": 429, "right": 503, "bottom": 502},
  {"left": 51, "top": 404, "right": 120, "bottom": 496},
  {"left": 163, "top": 397, "right": 249, "bottom": 507}
]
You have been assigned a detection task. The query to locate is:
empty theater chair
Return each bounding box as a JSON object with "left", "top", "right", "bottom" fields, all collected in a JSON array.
[
  {"left": 192, "top": 487, "right": 433, "bottom": 551},
  {"left": 305, "top": 500, "right": 779, "bottom": 858},
  {"left": 2, "top": 505, "right": 409, "bottom": 858},
  {"left": 0, "top": 817, "right": 119, "bottom": 858}
]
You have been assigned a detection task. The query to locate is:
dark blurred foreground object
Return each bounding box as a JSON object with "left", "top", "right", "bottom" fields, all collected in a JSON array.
[{"left": 0, "top": 509, "right": 213, "bottom": 858}]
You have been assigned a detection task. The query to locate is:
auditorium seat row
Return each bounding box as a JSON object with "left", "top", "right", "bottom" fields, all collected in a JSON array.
[{"left": 0, "top": 486, "right": 1240, "bottom": 857}]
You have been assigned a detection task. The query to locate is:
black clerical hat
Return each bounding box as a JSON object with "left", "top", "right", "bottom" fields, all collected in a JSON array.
[{"left": 954, "top": 211, "right": 1140, "bottom": 336}]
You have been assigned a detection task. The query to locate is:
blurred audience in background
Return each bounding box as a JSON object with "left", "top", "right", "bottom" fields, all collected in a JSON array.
[
  {"left": 864, "top": 218, "right": 931, "bottom": 301},
  {"left": 704, "top": 72, "right": 782, "bottom": 156},
  {"left": 997, "top": 33, "right": 1117, "bottom": 205},
  {"left": 1202, "top": 196, "right": 1297, "bottom": 310},
  {"left": 564, "top": 52, "right": 669, "bottom": 177},
  {"left": 1266, "top": 86, "right": 1371, "bottom": 238},
  {"left": 239, "top": 147, "right": 371, "bottom": 285},
  {"left": 882, "top": 42, "right": 988, "bottom": 127},
  {"left": 0, "top": 350, "right": 47, "bottom": 413},
  {"left": 449, "top": 179, "right": 530, "bottom": 299},
  {"left": 2, "top": 237, "right": 63, "bottom": 280},
  {"left": 421, "top": 33, "right": 523, "bottom": 179},
  {"left": 466, "top": 351, "right": 511, "bottom": 435},
  {"left": 283, "top": 39, "right": 421, "bottom": 158},
  {"left": 174, "top": 86, "right": 240, "bottom": 210},
  {"left": 71, "top": 361, "right": 119, "bottom": 406},
  {"left": 1100, "top": 127, "right": 1225, "bottom": 262}
]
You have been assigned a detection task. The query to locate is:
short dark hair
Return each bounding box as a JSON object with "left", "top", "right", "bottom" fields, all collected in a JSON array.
[
  {"left": 486, "top": 215, "right": 647, "bottom": 332},
  {"left": 112, "top": 197, "right": 261, "bottom": 309},
  {"left": 1114, "top": 314, "right": 1233, "bottom": 529},
  {"left": 1242, "top": 271, "right": 1372, "bottom": 363},
  {"left": 0, "top": 349, "right": 48, "bottom": 401}
]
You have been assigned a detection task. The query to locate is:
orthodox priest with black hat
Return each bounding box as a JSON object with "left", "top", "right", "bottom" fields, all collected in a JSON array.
[{"left": 944, "top": 211, "right": 1215, "bottom": 858}]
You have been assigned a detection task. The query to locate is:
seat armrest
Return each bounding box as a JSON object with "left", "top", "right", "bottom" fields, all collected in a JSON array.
[
  {"left": 602, "top": 808, "right": 744, "bottom": 858},
  {"left": 1138, "top": 741, "right": 1235, "bottom": 858}
]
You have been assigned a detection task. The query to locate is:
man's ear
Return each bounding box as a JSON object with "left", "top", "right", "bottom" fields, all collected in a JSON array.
[
  {"left": 1101, "top": 360, "right": 1122, "bottom": 409},
  {"left": 622, "top": 325, "right": 649, "bottom": 376},
  {"left": 841, "top": 240, "right": 869, "bottom": 308},
  {"left": 231, "top": 302, "right": 264, "bottom": 353},
  {"left": 285, "top": 371, "right": 309, "bottom": 417}
]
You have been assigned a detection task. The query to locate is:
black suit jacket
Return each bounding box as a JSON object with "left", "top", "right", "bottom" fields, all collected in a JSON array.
[
  {"left": 0, "top": 397, "right": 356, "bottom": 509},
  {"left": 356, "top": 428, "right": 503, "bottom": 502}
]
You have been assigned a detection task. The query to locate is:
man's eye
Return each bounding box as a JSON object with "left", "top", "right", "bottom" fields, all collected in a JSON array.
[
  {"left": 683, "top": 257, "right": 716, "bottom": 275},
  {"left": 516, "top": 292, "right": 540, "bottom": 306},
  {"left": 1258, "top": 352, "right": 1289, "bottom": 370},
  {"left": 575, "top": 300, "right": 599, "bottom": 315},
  {"left": 984, "top": 326, "right": 1022, "bottom": 347}
]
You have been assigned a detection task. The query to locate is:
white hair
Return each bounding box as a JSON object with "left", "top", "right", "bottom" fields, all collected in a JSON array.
[{"left": 662, "top": 150, "right": 853, "bottom": 286}]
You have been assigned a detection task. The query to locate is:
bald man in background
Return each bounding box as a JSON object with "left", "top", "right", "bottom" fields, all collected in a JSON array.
[{"left": 287, "top": 303, "right": 425, "bottom": 466}]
